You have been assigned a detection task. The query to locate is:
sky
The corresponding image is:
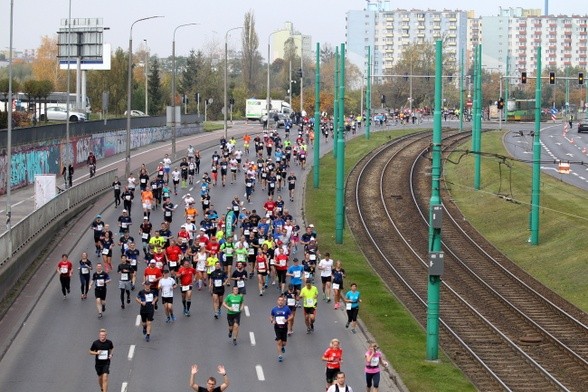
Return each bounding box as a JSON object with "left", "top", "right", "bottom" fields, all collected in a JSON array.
[{"left": 1, "top": 0, "right": 586, "bottom": 60}]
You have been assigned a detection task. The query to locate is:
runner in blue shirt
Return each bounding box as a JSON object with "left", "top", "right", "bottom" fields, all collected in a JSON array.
[
  {"left": 270, "top": 295, "right": 293, "bottom": 362},
  {"left": 344, "top": 283, "right": 361, "bottom": 333}
]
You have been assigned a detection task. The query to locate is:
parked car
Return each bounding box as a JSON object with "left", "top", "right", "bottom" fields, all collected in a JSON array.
[
  {"left": 578, "top": 122, "right": 588, "bottom": 133},
  {"left": 124, "top": 110, "right": 147, "bottom": 117},
  {"left": 39, "top": 106, "right": 86, "bottom": 122}
]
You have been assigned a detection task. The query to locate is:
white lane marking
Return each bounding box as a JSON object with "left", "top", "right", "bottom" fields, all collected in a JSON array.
[
  {"left": 135, "top": 315, "right": 141, "bottom": 327},
  {"left": 249, "top": 331, "right": 256, "bottom": 346},
  {"left": 255, "top": 365, "right": 265, "bottom": 381},
  {"left": 128, "top": 345, "right": 135, "bottom": 360},
  {"left": 121, "top": 382, "right": 128, "bottom": 392},
  {"left": 244, "top": 305, "right": 250, "bottom": 317}
]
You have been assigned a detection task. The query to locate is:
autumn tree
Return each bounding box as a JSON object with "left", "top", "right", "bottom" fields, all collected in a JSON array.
[
  {"left": 32, "top": 35, "right": 68, "bottom": 91},
  {"left": 241, "top": 11, "right": 260, "bottom": 96}
]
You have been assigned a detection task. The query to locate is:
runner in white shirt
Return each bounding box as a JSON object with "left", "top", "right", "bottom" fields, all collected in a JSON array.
[
  {"left": 171, "top": 167, "right": 181, "bottom": 195},
  {"left": 159, "top": 270, "right": 177, "bottom": 322},
  {"left": 318, "top": 252, "right": 334, "bottom": 302},
  {"left": 162, "top": 154, "right": 172, "bottom": 182}
]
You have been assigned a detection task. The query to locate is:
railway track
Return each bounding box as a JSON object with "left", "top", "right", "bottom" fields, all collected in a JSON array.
[{"left": 346, "top": 131, "right": 588, "bottom": 391}]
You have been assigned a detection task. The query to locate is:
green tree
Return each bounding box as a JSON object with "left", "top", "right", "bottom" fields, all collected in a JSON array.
[
  {"left": 241, "top": 11, "right": 260, "bottom": 96},
  {"left": 148, "top": 57, "right": 164, "bottom": 115}
]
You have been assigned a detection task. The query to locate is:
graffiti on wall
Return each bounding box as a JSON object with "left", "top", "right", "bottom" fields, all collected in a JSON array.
[{"left": 0, "top": 126, "right": 185, "bottom": 195}]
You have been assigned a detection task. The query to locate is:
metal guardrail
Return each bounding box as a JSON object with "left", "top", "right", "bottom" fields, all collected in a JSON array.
[{"left": 0, "top": 169, "right": 116, "bottom": 300}]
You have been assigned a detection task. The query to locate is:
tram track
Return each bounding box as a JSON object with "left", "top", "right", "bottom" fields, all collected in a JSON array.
[{"left": 346, "top": 131, "right": 588, "bottom": 391}]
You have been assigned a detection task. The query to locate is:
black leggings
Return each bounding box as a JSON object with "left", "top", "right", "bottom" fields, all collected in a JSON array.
[
  {"left": 59, "top": 275, "right": 71, "bottom": 296},
  {"left": 80, "top": 274, "right": 90, "bottom": 295},
  {"left": 346, "top": 307, "right": 359, "bottom": 323},
  {"left": 366, "top": 372, "right": 381, "bottom": 388}
]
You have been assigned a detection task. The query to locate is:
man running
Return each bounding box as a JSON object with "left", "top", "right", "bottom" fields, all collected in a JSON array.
[
  {"left": 117, "top": 255, "right": 133, "bottom": 309},
  {"left": 89, "top": 263, "right": 110, "bottom": 318},
  {"left": 299, "top": 278, "right": 319, "bottom": 333},
  {"left": 136, "top": 282, "right": 158, "bottom": 342},
  {"left": 210, "top": 262, "right": 228, "bottom": 319},
  {"left": 318, "top": 252, "right": 334, "bottom": 302},
  {"left": 89, "top": 329, "right": 114, "bottom": 392},
  {"left": 223, "top": 286, "right": 244, "bottom": 345},
  {"left": 177, "top": 260, "right": 196, "bottom": 317},
  {"left": 56, "top": 253, "right": 73, "bottom": 299},
  {"left": 159, "top": 269, "right": 177, "bottom": 323},
  {"left": 270, "top": 295, "right": 293, "bottom": 362}
]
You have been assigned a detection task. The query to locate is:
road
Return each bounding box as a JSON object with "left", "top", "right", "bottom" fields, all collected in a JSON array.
[{"left": 0, "top": 122, "right": 401, "bottom": 392}]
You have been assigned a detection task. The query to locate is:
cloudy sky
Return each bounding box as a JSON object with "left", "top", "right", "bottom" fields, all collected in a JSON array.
[{"left": 1, "top": 0, "right": 585, "bottom": 59}]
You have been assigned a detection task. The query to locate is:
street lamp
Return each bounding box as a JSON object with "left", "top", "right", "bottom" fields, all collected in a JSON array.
[
  {"left": 266, "top": 30, "right": 280, "bottom": 129},
  {"left": 126, "top": 15, "right": 163, "bottom": 179},
  {"left": 6, "top": 0, "right": 14, "bottom": 238},
  {"left": 224, "top": 26, "right": 243, "bottom": 140},
  {"left": 172, "top": 22, "right": 199, "bottom": 158},
  {"left": 143, "top": 39, "right": 149, "bottom": 115}
]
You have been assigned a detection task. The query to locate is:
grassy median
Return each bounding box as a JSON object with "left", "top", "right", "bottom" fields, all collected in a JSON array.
[{"left": 304, "top": 130, "right": 476, "bottom": 392}]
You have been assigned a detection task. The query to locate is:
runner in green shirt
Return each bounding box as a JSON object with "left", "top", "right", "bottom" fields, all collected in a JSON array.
[
  {"left": 222, "top": 286, "right": 244, "bottom": 345},
  {"left": 299, "top": 278, "right": 319, "bottom": 334}
]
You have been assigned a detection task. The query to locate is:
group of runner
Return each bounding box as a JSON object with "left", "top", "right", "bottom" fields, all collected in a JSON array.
[{"left": 61, "top": 124, "right": 388, "bottom": 391}]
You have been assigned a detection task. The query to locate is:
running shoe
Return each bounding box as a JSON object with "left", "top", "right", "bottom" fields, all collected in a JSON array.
[
  {"left": 281, "top": 346, "right": 285, "bottom": 354},
  {"left": 102, "top": 304, "right": 106, "bottom": 312},
  {"left": 345, "top": 322, "right": 350, "bottom": 328},
  {"left": 233, "top": 339, "right": 237, "bottom": 346},
  {"left": 171, "top": 315, "right": 176, "bottom": 322},
  {"left": 278, "top": 355, "right": 283, "bottom": 362},
  {"left": 143, "top": 326, "right": 147, "bottom": 335},
  {"left": 228, "top": 331, "right": 233, "bottom": 338},
  {"left": 145, "top": 335, "right": 150, "bottom": 342},
  {"left": 98, "top": 313, "right": 103, "bottom": 319}
]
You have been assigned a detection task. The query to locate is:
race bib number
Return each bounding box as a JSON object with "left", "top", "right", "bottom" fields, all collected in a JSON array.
[
  {"left": 130, "top": 259, "right": 137, "bottom": 266},
  {"left": 275, "top": 316, "right": 286, "bottom": 325},
  {"left": 81, "top": 267, "right": 89, "bottom": 274},
  {"left": 98, "top": 350, "right": 108, "bottom": 360},
  {"left": 304, "top": 298, "right": 314, "bottom": 307},
  {"left": 142, "top": 233, "right": 149, "bottom": 239},
  {"left": 309, "top": 254, "right": 316, "bottom": 261},
  {"left": 304, "top": 271, "right": 311, "bottom": 279},
  {"left": 370, "top": 356, "right": 380, "bottom": 367},
  {"left": 169, "top": 261, "right": 177, "bottom": 267},
  {"left": 125, "top": 196, "right": 131, "bottom": 200},
  {"left": 120, "top": 273, "right": 129, "bottom": 281},
  {"left": 60, "top": 267, "right": 69, "bottom": 274},
  {"left": 102, "top": 248, "right": 109, "bottom": 255},
  {"left": 231, "top": 303, "right": 240, "bottom": 312},
  {"left": 248, "top": 248, "right": 254, "bottom": 255},
  {"left": 214, "top": 279, "right": 223, "bottom": 287},
  {"left": 346, "top": 302, "right": 352, "bottom": 310},
  {"left": 237, "top": 280, "right": 245, "bottom": 288},
  {"left": 140, "top": 178, "right": 147, "bottom": 183},
  {"left": 148, "top": 275, "right": 155, "bottom": 282},
  {"left": 144, "top": 293, "right": 154, "bottom": 302},
  {"left": 96, "top": 279, "right": 105, "bottom": 287},
  {"left": 293, "top": 270, "right": 301, "bottom": 278},
  {"left": 287, "top": 298, "right": 296, "bottom": 307},
  {"left": 181, "top": 285, "right": 190, "bottom": 292},
  {"left": 332, "top": 283, "right": 340, "bottom": 290},
  {"left": 165, "top": 211, "right": 172, "bottom": 216},
  {"left": 121, "top": 222, "right": 128, "bottom": 228}
]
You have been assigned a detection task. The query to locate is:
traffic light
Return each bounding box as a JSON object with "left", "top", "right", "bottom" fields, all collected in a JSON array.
[
  {"left": 497, "top": 98, "right": 504, "bottom": 110},
  {"left": 521, "top": 72, "right": 527, "bottom": 84},
  {"left": 297, "top": 68, "right": 303, "bottom": 78},
  {"left": 380, "top": 94, "right": 386, "bottom": 104},
  {"left": 549, "top": 72, "right": 555, "bottom": 85},
  {"left": 579, "top": 72, "right": 585, "bottom": 85}
]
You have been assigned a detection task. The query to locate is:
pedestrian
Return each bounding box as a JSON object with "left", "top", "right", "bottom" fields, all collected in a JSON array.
[
  {"left": 344, "top": 283, "right": 361, "bottom": 333},
  {"left": 62, "top": 163, "right": 74, "bottom": 188},
  {"left": 223, "top": 286, "right": 244, "bottom": 345},
  {"left": 89, "top": 328, "right": 114, "bottom": 392},
  {"left": 270, "top": 295, "right": 293, "bottom": 362},
  {"left": 56, "top": 253, "right": 73, "bottom": 299},
  {"left": 190, "top": 364, "right": 229, "bottom": 392},
  {"left": 136, "top": 281, "right": 157, "bottom": 342},
  {"left": 365, "top": 342, "right": 388, "bottom": 392},
  {"left": 78, "top": 252, "right": 92, "bottom": 300},
  {"left": 322, "top": 339, "right": 344, "bottom": 390},
  {"left": 90, "top": 263, "right": 110, "bottom": 318},
  {"left": 327, "top": 371, "right": 353, "bottom": 392}
]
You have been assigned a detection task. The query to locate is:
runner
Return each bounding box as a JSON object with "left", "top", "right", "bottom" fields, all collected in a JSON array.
[
  {"left": 322, "top": 338, "right": 344, "bottom": 390},
  {"left": 112, "top": 176, "right": 122, "bottom": 208},
  {"left": 177, "top": 260, "right": 196, "bottom": 317},
  {"left": 163, "top": 153, "right": 172, "bottom": 182},
  {"left": 326, "top": 372, "right": 353, "bottom": 392},
  {"left": 159, "top": 269, "right": 177, "bottom": 322},
  {"left": 231, "top": 261, "right": 248, "bottom": 295},
  {"left": 56, "top": 253, "right": 73, "bottom": 299},
  {"left": 89, "top": 263, "right": 111, "bottom": 319},
  {"left": 318, "top": 252, "right": 334, "bottom": 302},
  {"left": 365, "top": 342, "right": 388, "bottom": 392},
  {"left": 344, "top": 283, "right": 361, "bottom": 333},
  {"left": 79, "top": 252, "right": 92, "bottom": 300},
  {"left": 172, "top": 166, "right": 181, "bottom": 195},
  {"left": 117, "top": 255, "right": 133, "bottom": 309},
  {"left": 143, "top": 260, "right": 163, "bottom": 310},
  {"left": 210, "top": 262, "right": 228, "bottom": 319},
  {"left": 121, "top": 186, "right": 134, "bottom": 213},
  {"left": 255, "top": 250, "right": 269, "bottom": 296},
  {"left": 270, "top": 295, "right": 293, "bottom": 362},
  {"left": 125, "top": 242, "right": 140, "bottom": 290},
  {"left": 283, "top": 284, "right": 298, "bottom": 336},
  {"left": 299, "top": 278, "right": 319, "bottom": 333},
  {"left": 189, "top": 364, "right": 229, "bottom": 392},
  {"left": 91, "top": 215, "right": 105, "bottom": 257},
  {"left": 136, "top": 282, "right": 158, "bottom": 342},
  {"left": 332, "top": 260, "right": 345, "bottom": 310},
  {"left": 223, "top": 286, "right": 244, "bottom": 345},
  {"left": 89, "top": 329, "right": 114, "bottom": 392}
]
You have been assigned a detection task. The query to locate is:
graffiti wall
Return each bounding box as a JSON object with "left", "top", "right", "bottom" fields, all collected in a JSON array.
[{"left": 0, "top": 126, "right": 189, "bottom": 195}]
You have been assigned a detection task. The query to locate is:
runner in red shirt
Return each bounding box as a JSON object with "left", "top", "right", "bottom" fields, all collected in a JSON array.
[
  {"left": 165, "top": 239, "right": 182, "bottom": 273},
  {"left": 255, "top": 253, "right": 269, "bottom": 296},
  {"left": 274, "top": 248, "right": 289, "bottom": 293},
  {"left": 322, "top": 338, "right": 344, "bottom": 390},
  {"left": 152, "top": 248, "right": 166, "bottom": 269},
  {"left": 177, "top": 260, "right": 196, "bottom": 316},
  {"left": 194, "top": 229, "right": 209, "bottom": 249},
  {"left": 56, "top": 253, "right": 74, "bottom": 299},
  {"left": 143, "top": 260, "right": 163, "bottom": 310},
  {"left": 206, "top": 236, "right": 221, "bottom": 256},
  {"left": 263, "top": 196, "right": 276, "bottom": 216}
]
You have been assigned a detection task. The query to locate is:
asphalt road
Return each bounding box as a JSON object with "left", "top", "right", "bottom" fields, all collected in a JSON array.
[{"left": 0, "top": 122, "right": 401, "bottom": 392}]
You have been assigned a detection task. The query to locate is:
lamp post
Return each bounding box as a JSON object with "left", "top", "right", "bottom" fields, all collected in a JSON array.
[
  {"left": 126, "top": 15, "right": 163, "bottom": 179},
  {"left": 266, "top": 30, "right": 280, "bottom": 129},
  {"left": 6, "top": 0, "right": 14, "bottom": 239},
  {"left": 143, "top": 39, "right": 149, "bottom": 115},
  {"left": 172, "top": 22, "right": 199, "bottom": 158},
  {"left": 224, "top": 26, "right": 243, "bottom": 140}
]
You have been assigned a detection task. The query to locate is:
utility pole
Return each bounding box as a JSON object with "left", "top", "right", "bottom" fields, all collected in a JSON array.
[
  {"left": 335, "top": 43, "right": 346, "bottom": 244},
  {"left": 366, "top": 45, "right": 371, "bottom": 140},
  {"left": 313, "top": 42, "right": 321, "bottom": 189},
  {"left": 530, "top": 46, "right": 543, "bottom": 245}
]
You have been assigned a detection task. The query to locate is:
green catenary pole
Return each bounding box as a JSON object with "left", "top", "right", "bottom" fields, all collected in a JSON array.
[
  {"left": 335, "top": 43, "right": 346, "bottom": 244},
  {"left": 473, "top": 45, "right": 482, "bottom": 190},
  {"left": 333, "top": 47, "right": 339, "bottom": 158},
  {"left": 366, "top": 45, "right": 372, "bottom": 139},
  {"left": 530, "top": 46, "right": 542, "bottom": 245},
  {"left": 471, "top": 45, "right": 479, "bottom": 152},
  {"left": 426, "top": 40, "right": 443, "bottom": 361},
  {"left": 459, "top": 48, "right": 464, "bottom": 132},
  {"left": 313, "top": 42, "right": 321, "bottom": 188},
  {"left": 505, "top": 55, "right": 510, "bottom": 123}
]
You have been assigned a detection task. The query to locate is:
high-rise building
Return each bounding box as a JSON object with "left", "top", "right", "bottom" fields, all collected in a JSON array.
[
  {"left": 269, "top": 22, "right": 312, "bottom": 63},
  {"left": 346, "top": 2, "right": 468, "bottom": 78}
]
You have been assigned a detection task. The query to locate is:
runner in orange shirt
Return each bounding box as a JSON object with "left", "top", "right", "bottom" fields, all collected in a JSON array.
[{"left": 141, "top": 188, "right": 154, "bottom": 220}]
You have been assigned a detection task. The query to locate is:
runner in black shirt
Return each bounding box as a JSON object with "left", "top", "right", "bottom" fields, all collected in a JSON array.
[
  {"left": 136, "top": 283, "right": 158, "bottom": 342},
  {"left": 89, "top": 328, "right": 114, "bottom": 392}
]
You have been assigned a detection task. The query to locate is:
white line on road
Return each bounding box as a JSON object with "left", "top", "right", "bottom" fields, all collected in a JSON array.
[
  {"left": 127, "top": 345, "right": 135, "bottom": 360},
  {"left": 121, "top": 382, "right": 128, "bottom": 392},
  {"left": 249, "top": 331, "right": 256, "bottom": 346},
  {"left": 255, "top": 365, "right": 265, "bottom": 381},
  {"left": 244, "top": 305, "right": 250, "bottom": 317},
  {"left": 135, "top": 315, "right": 141, "bottom": 327}
]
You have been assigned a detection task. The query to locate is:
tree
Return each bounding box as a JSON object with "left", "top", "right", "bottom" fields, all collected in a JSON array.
[
  {"left": 180, "top": 50, "right": 199, "bottom": 96},
  {"left": 0, "top": 78, "right": 21, "bottom": 112},
  {"left": 241, "top": 11, "right": 260, "bottom": 96},
  {"left": 148, "top": 57, "right": 164, "bottom": 115},
  {"left": 320, "top": 44, "right": 335, "bottom": 64},
  {"left": 32, "top": 36, "right": 67, "bottom": 91}
]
